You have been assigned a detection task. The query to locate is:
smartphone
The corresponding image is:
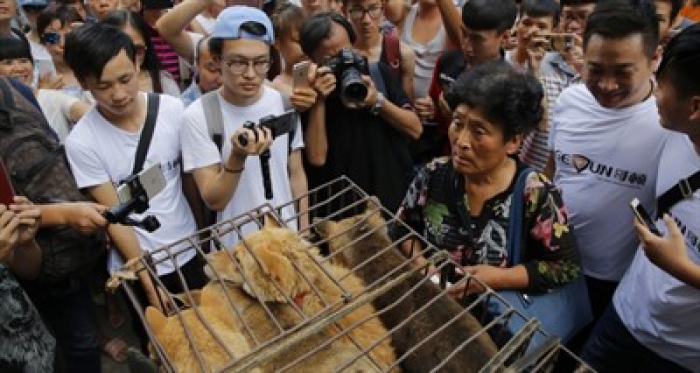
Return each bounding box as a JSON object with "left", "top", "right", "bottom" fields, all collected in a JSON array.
[
  {"left": 0, "top": 159, "right": 15, "bottom": 206},
  {"left": 117, "top": 163, "right": 167, "bottom": 204},
  {"left": 292, "top": 61, "right": 311, "bottom": 89},
  {"left": 630, "top": 198, "right": 662, "bottom": 237}
]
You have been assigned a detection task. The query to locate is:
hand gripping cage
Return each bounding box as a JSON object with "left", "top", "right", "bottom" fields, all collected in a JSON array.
[{"left": 109, "top": 176, "right": 595, "bottom": 372}]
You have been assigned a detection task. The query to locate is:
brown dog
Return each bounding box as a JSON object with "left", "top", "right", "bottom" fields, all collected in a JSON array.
[
  {"left": 204, "top": 216, "right": 400, "bottom": 372},
  {"left": 315, "top": 201, "right": 499, "bottom": 372}
]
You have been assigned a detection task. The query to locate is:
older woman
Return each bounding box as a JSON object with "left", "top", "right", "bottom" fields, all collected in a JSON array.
[{"left": 394, "top": 61, "right": 580, "bottom": 297}]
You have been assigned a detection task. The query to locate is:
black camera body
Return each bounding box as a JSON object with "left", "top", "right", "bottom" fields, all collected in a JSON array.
[{"left": 326, "top": 49, "right": 369, "bottom": 107}]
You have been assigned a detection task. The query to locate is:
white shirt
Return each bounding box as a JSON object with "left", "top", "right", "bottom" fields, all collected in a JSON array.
[
  {"left": 614, "top": 133, "right": 700, "bottom": 371},
  {"left": 65, "top": 93, "right": 197, "bottom": 275},
  {"left": 36, "top": 89, "right": 79, "bottom": 142},
  {"left": 549, "top": 84, "right": 670, "bottom": 281},
  {"left": 181, "top": 86, "right": 303, "bottom": 248}
]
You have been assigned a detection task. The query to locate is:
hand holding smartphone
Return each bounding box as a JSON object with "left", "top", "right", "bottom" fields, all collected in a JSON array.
[
  {"left": 292, "top": 61, "right": 311, "bottom": 89},
  {"left": 630, "top": 198, "right": 662, "bottom": 237},
  {"left": 0, "top": 160, "right": 15, "bottom": 206}
]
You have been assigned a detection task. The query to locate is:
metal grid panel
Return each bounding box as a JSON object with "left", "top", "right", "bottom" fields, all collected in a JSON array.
[{"left": 111, "top": 176, "right": 595, "bottom": 372}]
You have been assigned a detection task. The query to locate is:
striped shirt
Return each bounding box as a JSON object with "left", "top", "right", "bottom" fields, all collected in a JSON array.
[{"left": 149, "top": 28, "right": 181, "bottom": 84}]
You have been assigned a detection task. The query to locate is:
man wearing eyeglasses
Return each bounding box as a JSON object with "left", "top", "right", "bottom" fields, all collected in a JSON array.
[{"left": 181, "top": 6, "right": 307, "bottom": 246}]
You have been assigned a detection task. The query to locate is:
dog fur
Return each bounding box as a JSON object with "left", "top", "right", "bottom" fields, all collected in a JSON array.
[
  {"left": 145, "top": 293, "right": 258, "bottom": 373},
  {"left": 203, "top": 217, "right": 399, "bottom": 372},
  {"left": 314, "top": 201, "right": 499, "bottom": 372}
]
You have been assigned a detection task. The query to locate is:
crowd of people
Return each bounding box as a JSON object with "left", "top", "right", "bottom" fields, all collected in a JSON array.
[{"left": 1, "top": 0, "right": 699, "bottom": 371}]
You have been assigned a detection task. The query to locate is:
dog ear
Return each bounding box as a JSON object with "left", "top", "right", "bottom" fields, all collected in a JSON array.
[
  {"left": 262, "top": 211, "right": 283, "bottom": 228},
  {"left": 145, "top": 306, "right": 168, "bottom": 333},
  {"left": 364, "top": 196, "right": 382, "bottom": 214}
]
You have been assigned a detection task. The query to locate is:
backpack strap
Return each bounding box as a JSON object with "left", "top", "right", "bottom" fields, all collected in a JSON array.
[
  {"left": 369, "top": 62, "right": 388, "bottom": 98},
  {"left": 382, "top": 28, "right": 402, "bottom": 79},
  {"left": 202, "top": 91, "right": 224, "bottom": 153},
  {"left": 132, "top": 93, "right": 160, "bottom": 175},
  {"left": 506, "top": 167, "right": 535, "bottom": 265},
  {"left": 657, "top": 170, "right": 700, "bottom": 217}
]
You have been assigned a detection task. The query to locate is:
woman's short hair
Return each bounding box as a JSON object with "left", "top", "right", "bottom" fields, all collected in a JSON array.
[
  {"left": 272, "top": 2, "right": 305, "bottom": 41},
  {"left": 299, "top": 11, "right": 356, "bottom": 59},
  {"left": 445, "top": 61, "right": 544, "bottom": 141},
  {"left": 0, "top": 37, "right": 34, "bottom": 65}
]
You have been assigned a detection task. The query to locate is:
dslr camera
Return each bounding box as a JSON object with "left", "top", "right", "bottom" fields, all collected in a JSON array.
[{"left": 326, "top": 49, "right": 369, "bottom": 108}]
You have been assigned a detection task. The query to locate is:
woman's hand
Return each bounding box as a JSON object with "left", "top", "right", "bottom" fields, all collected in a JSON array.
[
  {"left": 9, "top": 197, "right": 41, "bottom": 246},
  {"left": 290, "top": 86, "right": 319, "bottom": 113},
  {"left": 312, "top": 66, "right": 337, "bottom": 100},
  {"left": 0, "top": 206, "right": 20, "bottom": 262},
  {"left": 447, "top": 264, "right": 499, "bottom": 298}
]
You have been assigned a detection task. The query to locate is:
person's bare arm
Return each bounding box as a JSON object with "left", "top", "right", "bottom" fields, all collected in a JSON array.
[
  {"left": 190, "top": 18, "right": 208, "bottom": 35},
  {"left": 87, "top": 182, "right": 169, "bottom": 310},
  {"left": 155, "top": 0, "right": 212, "bottom": 63},
  {"left": 364, "top": 76, "right": 422, "bottom": 140},
  {"left": 37, "top": 202, "right": 108, "bottom": 231},
  {"left": 192, "top": 127, "right": 272, "bottom": 211},
  {"left": 288, "top": 149, "right": 309, "bottom": 230},
  {"left": 68, "top": 100, "right": 90, "bottom": 123},
  {"left": 399, "top": 41, "right": 416, "bottom": 102},
  {"left": 435, "top": 0, "right": 464, "bottom": 47}
]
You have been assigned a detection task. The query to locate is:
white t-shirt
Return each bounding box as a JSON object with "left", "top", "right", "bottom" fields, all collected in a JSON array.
[
  {"left": 36, "top": 89, "right": 79, "bottom": 142},
  {"left": 65, "top": 93, "right": 197, "bottom": 275},
  {"left": 181, "top": 86, "right": 303, "bottom": 248},
  {"left": 614, "top": 133, "right": 700, "bottom": 371},
  {"left": 549, "top": 84, "right": 670, "bottom": 281}
]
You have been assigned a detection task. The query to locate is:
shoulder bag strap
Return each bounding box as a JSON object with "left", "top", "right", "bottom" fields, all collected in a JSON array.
[
  {"left": 202, "top": 91, "right": 224, "bottom": 154},
  {"left": 657, "top": 170, "right": 700, "bottom": 217},
  {"left": 132, "top": 93, "right": 160, "bottom": 175},
  {"left": 369, "top": 62, "right": 388, "bottom": 98},
  {"left": 382, "top": 29, "right": 402, "bottom": 76},
  {"left": 506, "top": 167, "right": 535, "bottom": 265}
]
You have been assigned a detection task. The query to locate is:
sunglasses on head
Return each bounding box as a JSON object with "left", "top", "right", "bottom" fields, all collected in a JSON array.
[{"left": 41, "top": 32, "right": 61, "bottom": 45}]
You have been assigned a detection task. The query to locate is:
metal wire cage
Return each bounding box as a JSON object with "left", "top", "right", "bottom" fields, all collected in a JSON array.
[{"left": 110, "top": 176, "right": 595, "bottom": 373}]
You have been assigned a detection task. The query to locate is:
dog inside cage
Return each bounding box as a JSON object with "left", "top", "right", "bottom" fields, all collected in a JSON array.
[{"left": 112, "top": 177, "right": 595, "bottom": 373}]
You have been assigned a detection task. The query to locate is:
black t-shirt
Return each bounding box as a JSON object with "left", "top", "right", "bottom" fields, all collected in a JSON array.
[{"left": 305, "top": 62, "right": 413, "bottom": 215}]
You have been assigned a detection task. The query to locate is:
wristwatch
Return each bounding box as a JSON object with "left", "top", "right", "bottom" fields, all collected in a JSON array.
[{"left": 370, "top": 92, "right": 385, "bottom": 116}]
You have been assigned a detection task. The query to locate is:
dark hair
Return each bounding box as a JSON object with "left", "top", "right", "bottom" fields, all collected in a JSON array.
[
  {"left": 445, "top": 61, "right": 544, "bottom": 141},
  {"left": 272, "top": 2, "right": 305, "bottom": 39},
  {"left": 657, "top": 0, "right": 685, "bottom": 23},
  {"left": 560, "top": 0, "right": 598, "bottom": 6},
  {"left": 583, "top": 0, "right": 660, "bottom": 58},
  {"left": 209, "top": 21, "right": 270, "bottom": 58},
  {"left": 64, "top": 23, "right": 136, "bottom": 82},
  {"left": 0, "top": 37, "right": 34, "bottom": 65},
  {"left": 101, "top": 10, "right": 164, "bottom": 93},
  {"left": 461, "top": 0, "right": 518, "bottom": 34},
  {"left": 36, "top": 4, "right": 82, "bottom": 38},
  {"left": 299, "top": 11, "right": 356, "bottom": 58},
  {"left": 521, "top": 0, "right": 560, "bottom": 28},
  {"left": 656, "top": 23, "right": 700, "bottom": 99}
]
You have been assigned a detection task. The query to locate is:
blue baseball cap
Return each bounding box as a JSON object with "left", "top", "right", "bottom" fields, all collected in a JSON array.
[
  {"left": 212, "top": 6, "right": 274, "bottom": 44},
  {"left": 18, "top": 0, "right": 48, "bottom": 8}
]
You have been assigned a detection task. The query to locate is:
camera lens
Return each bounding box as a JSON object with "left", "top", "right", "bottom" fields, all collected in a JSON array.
[{"left": 339, "top": 67, "right": 368, "bottom": 106}]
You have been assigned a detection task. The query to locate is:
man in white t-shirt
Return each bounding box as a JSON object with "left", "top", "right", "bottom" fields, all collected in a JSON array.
[
  {"left": 548, "top": 0, "right": 670, "bottom": 321},
  {"left": 181, "top": 6, "right": 307, "bottom": 248},
  {"left": 581, "top": 22, "right": 700, "bottom": 372},
  {"left": 63, "top": 24, "right": 206, "bottom": 313}
]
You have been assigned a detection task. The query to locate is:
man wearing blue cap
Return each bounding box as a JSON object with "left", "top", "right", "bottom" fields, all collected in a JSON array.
[{"left": 181, "top": 6, "right": 308, "bottom": 245}]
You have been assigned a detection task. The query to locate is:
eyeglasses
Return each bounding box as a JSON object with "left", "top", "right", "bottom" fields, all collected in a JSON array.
[
  {"left": 348, "top": 5, "right": 383, "bottom": 20},
  {"left": 42, "top": 32, "right": 62, "bottom": 45},
  {"left": 224, "top": 58, "right": 271, "bottom": 75}
]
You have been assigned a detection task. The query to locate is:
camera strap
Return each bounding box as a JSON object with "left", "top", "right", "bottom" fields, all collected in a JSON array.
[
  {"left": 132, "top": 93, "right": 161, "bottom": 175},
  {"left": 369, "top": 62, "right": 388, "bottom": 98},
  {"left": 657, "top": 169, "right": 700, "bottom": 217}
]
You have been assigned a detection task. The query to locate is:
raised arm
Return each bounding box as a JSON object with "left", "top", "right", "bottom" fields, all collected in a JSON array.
[{"left": 155, "top": 0, "right": 213, "bottom": 63}]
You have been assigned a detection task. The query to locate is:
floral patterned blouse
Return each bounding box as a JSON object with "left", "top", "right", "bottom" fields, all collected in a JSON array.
[{"left": 392, "top": 157, "right": 581, "bottom": 294}]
